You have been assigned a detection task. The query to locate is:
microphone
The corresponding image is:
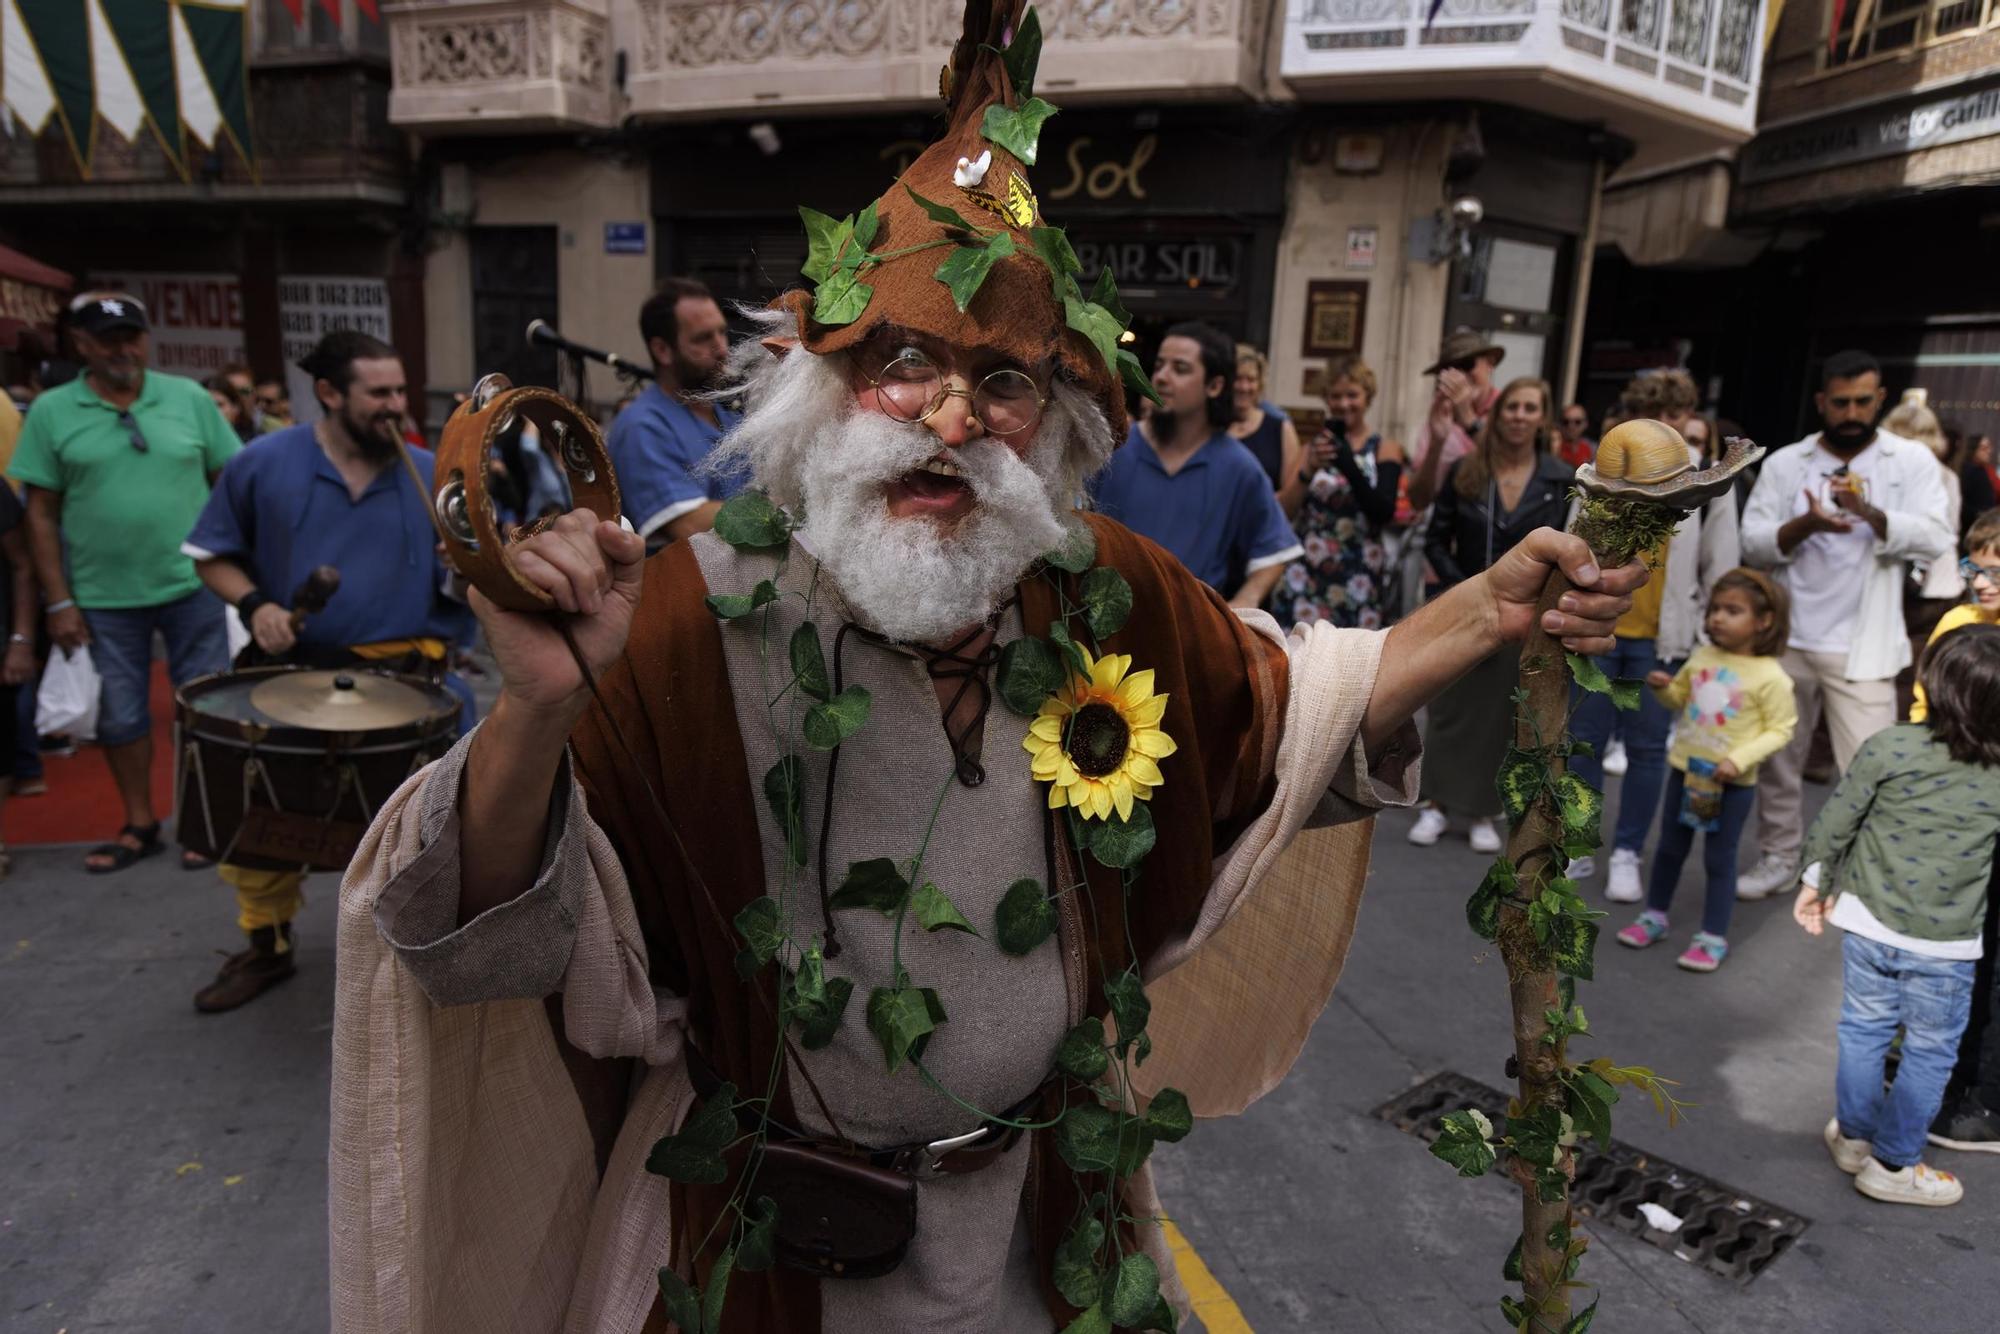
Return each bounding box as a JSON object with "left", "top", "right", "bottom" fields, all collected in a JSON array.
[{"left": 525, "top": 319, "right": 655, "bottom": 381}]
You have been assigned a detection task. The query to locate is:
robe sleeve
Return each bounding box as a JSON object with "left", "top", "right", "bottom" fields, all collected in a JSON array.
[
  {"left": 1134, "top": 614, "right": 1422, "bottom": 1118},
  {"left": 368, "top": 727, "right": 688, "bottom": 1079},
  {"left": 1239, "top": 607, "right": 1423, "bottom": 825},
  {"left": 370, "top": 727, "right": 584, "bottom": 1007}
]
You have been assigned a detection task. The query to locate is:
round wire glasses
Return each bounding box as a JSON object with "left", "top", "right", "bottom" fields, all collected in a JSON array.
[{"left": 861, "top": 348, "right": 1046, "bottom": 436}]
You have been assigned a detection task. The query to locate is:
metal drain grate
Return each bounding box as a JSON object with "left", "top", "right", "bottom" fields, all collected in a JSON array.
[{"left": 1374, "top": 1071, "right": 1810, "bottom": 1284}]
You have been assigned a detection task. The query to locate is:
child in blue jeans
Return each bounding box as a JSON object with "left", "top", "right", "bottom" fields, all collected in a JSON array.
[
  {"left": 1796, "top": 623, "right": 2000, "bottom": 1207},
  {"left": 1616, "top": 569, "right": 1797, "bottom": 971}
]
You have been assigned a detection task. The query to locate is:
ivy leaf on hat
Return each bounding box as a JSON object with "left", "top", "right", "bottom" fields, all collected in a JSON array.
[{"left": 980, "top": 97, "right": 1060, "bottom": 166}]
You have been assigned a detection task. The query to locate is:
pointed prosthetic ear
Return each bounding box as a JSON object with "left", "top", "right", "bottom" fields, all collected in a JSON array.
[{"left": 761, "top": 334, "right": 800, "bottom": 360}]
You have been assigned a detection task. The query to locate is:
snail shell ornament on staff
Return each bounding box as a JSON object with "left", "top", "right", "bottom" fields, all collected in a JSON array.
[
  {"left": 429, "top": 373, "right": 624, "bottom": 612},
  {"left": 1575, "top": 419, "right": 1764, "bottom": 509}
]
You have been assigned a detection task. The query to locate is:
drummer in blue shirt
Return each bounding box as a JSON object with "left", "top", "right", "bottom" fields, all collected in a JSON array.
[
  {"left": 1092, "top": 322, "right": 1302, "bottom": 608},
  {"left": 608, "top": 277, "right": 747, "bottom": 548},
  {"left": 179, "top": 330, "right": 475, "bottom": 1014}
]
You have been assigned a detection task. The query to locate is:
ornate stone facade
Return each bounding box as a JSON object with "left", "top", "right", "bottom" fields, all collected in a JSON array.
[{"left": 386, "top": 0, "right": 613, "bottom": 131}]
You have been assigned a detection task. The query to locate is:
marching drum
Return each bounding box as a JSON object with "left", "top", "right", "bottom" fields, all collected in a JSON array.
[{"left": 175, "top": 666, "right": 461, "bottom": 872}]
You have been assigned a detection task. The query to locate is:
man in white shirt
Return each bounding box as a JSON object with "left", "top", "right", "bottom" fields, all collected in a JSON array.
[{"left": 1737, "top": 349, "right": 1954, "bottom": 898}]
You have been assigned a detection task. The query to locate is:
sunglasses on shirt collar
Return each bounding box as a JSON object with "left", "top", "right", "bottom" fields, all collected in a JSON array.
[{"left": 119, "top": 410, "right": 149, "bottom": 453}]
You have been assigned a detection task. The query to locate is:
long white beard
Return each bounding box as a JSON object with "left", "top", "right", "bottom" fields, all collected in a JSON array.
[{"left": 705, "top": 327, "right": 1115, "bottom": 643}]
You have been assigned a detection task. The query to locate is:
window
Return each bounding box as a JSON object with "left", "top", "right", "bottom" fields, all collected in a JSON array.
[{"left": 1826, "top": 0, "right": 1996, "bottom": 68}]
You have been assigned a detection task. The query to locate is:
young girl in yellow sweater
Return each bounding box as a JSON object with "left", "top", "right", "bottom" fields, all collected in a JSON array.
[{"left": 1617, "top": 568, "right": 1798, "bottom": 972}]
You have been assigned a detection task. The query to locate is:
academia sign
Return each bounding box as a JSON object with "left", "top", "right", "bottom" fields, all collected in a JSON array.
[{"left": 1741, "top": 79, "right": 2000, "bottom": 185}]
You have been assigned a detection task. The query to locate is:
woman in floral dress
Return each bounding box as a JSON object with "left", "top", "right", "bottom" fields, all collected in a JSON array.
[{"left": 1269, "top": 356, "right": 1405, "bottom": 629}]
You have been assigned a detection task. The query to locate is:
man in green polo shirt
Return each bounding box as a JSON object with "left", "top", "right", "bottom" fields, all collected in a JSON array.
[{"left": 8, "top": 292, "right": 241, "bottom": 872}]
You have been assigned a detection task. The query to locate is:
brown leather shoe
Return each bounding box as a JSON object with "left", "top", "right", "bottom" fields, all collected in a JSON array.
[{"left": 194, "top": 925, "right": 297, "bottom": 1013}]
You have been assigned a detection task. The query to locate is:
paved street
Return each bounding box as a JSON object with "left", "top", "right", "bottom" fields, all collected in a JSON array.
[{"left": 3, "top": 765, "right": 1991, "bottom": 1333}]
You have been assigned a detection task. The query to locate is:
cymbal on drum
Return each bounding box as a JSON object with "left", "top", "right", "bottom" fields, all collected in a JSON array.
[{"left": 248, "top": 670, "right": 451, "bottom": 731}]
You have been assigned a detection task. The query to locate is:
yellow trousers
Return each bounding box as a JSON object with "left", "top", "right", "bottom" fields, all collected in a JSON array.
[{"left": 217, "top": 864, "right": 305, "bottom": 948}]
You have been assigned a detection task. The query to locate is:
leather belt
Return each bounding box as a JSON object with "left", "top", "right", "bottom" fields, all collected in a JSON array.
[{"left": 685, "top": 1041, "right": 1045, "bottom": 1180}]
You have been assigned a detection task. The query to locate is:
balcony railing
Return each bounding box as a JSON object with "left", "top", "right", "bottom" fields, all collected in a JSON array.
[
  {"left": 623, "top": 0, "right": 1269, "bottom": 119},
  {"left": 1282, "top": 0, "right": 1766, "bottom": 153},
  {"left": 385, "top": 0, "right": 615, "bottom": 134}
]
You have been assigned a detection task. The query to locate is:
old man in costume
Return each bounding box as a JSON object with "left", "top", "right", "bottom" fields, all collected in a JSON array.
[{"left": 330, "top": 5, "right": 1644, "bottom": 1330}]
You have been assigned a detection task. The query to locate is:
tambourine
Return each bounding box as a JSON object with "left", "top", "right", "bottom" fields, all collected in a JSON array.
[{"left": 431, "top": 374, "right": 623, "bottom": 613}]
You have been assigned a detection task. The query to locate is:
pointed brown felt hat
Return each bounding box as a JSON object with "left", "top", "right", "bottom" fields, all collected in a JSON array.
[{"left": 775, "top": 0, "right": 1130, "bottom": 439}]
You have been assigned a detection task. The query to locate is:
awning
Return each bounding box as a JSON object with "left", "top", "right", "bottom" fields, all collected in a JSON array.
[{"left": 0, "top": 242, "right": 73, "bottom": 351}]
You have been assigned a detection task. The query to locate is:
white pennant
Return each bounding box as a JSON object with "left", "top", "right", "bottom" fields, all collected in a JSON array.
[
  {"left": 172, "top": 1, "right": 221, "bottom": 146},
  {"left": 2, "top": 0, "right": 56, "bottom": 133},
  {"left": 89, "top": 0, "right": 146, "bottom": 142}
]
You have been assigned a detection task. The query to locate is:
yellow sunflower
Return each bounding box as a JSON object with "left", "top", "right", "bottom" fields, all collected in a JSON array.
[{"left": 1024, "top": 648, "right": 1178, "bottom": 821}]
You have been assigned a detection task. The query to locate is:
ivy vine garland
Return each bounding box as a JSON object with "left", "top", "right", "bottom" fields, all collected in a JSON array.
[{"left": 646, "top": 490, "right": 1190, "bottom": 1333}]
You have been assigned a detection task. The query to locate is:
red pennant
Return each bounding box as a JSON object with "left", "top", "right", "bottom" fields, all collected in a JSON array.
[
  {"left": 356, "top": 0, "right": 380, "bottom": 21},
  {"left": 1828, "top": 0, "right": 1846, "bottom": 57},
  {"left": 316, "top": 0, "right": 341, "bottom": 27},
  {"left": 278, "top": 0, "right": 304, "bottom": 25}
]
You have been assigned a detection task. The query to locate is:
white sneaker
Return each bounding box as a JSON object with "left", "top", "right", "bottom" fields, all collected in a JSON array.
[
  {"left": 1736, "top": 851, "right": 1796, "bottom": 901},
  {"left": 1408, "top": 807, "right": 1448, "bottom": 847},
  {"left": 1602, "top": 740, "right": 1628, "bottom": 777},
  {"left": 1566, "top": 855, "right": 1597, "bottom": 881},
  {"left": 1468, "top": 819, "right": 1502, "bottom": 854},
  {"left": 1605, "top": 848, "right": 1644, "bottom": 903},
  {"left": 1854, "top": 1157, "right": 1963, "bottom": 1207},
  {"left": 1824, "top": 1118, "right": 1872, "bottom": 1175}
]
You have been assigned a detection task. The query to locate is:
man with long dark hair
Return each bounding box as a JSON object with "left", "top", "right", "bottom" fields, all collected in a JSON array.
[{"left": 1091, "top": 320, "right": 1300, "bottom": 606}]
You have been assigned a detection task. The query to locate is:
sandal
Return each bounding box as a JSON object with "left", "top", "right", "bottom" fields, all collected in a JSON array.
[
  {"left": 181, "top": 849, "right": 214, "bottom": 871},
  {"left": 85, "top": 823, "right": 165, "bottom": 874}
]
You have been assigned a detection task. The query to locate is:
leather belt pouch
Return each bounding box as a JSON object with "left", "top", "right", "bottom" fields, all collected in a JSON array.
[{"left": 740, "top": 1140, "right": 919, "bottom": 1280}]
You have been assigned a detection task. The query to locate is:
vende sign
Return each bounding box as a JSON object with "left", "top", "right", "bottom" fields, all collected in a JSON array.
[{"left": 95, "top": 272, "right": 245, "bottom": 377}]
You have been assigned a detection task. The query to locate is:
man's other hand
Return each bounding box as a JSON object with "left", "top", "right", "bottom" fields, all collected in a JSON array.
[
  {"left": 1481, "top": 528, "right": 1646, "bottom": 655},
  {"left": 249, "top": 602, "right": 297, "bottom": 655}
]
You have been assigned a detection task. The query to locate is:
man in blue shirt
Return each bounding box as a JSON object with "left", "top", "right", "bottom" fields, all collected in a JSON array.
[
  {"left": 180, "top": 330, "right": 474, "bottom": 1013},
  {"left": 607, "top": 277, "right": 746, "bottom": 547},
  {"left": 1092, "top": 321, "right": 1300, "bottom": 607}
]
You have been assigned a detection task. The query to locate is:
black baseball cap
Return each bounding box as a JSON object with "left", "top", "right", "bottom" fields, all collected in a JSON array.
[{"left": 69, "top": 292, "right": 150, "bottom": 337}]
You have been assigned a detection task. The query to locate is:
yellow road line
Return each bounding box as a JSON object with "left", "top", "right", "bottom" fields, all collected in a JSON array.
[{"left": 1164, "top": 1218, "right": 1255, "bottom": 1334}]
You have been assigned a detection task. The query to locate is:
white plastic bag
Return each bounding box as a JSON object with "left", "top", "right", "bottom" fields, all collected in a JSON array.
[{"left": 35, "top": 645, "right": 100, "bottom": 741}]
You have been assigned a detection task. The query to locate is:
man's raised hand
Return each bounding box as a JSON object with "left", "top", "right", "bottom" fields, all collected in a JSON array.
[
  {"left": 1480, "top": 527, "right": 1647, "bottom": 656},
  {"left": 471, "top": 509, "right": 646, "bottom": 721}
]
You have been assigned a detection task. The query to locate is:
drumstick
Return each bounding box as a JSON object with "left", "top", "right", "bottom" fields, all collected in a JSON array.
[{"left": 288, "top": 565, "right": 341, "bottom": 632}]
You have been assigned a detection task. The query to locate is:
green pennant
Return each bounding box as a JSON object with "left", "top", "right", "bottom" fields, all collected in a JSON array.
[
  {"left": 17, "top": 0, "right": 93, "bottom": 171},
  {"left": 178, "top": 2, "right": 254, "bottom": 169},
  {"left": 101, "top": 0, "right": 183, "bottom": 173}
]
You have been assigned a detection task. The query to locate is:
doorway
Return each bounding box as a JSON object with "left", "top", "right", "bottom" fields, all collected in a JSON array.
[{"left": 470, "top": 226, "right": 559, "bottom": 391}]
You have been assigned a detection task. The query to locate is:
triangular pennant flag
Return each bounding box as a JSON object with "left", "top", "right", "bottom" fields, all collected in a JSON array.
[
  {"left": 15, "top": 0, "right": 92, "bottom": 171},
  {"left": 1845, "top": 0, "right": 1874, "bottom": 58},
  {"left": 178, "top": 1, "right": 251, "bottom": 170},
  {"left": 316, "top": 0, "right": 341, "bottom": 28},
  {"left": 356, "top": 0, "right": 380, "bottom": 22},
  {"left": 1763, "top": 0, "right": 1786, "bottom": 56},
  {"left": 278, "top": 0, "right": 304, "bottom": 25},
  {"left": 99, "top": 0, "right": 184, "bottom": 173},
  {"left": 87, "top": 0, "right": 147, "bottom": 144},
  {"left": 1828, "top": 0, "right": 1847, "bottom": 58},
  {"left": 170, "top": 1, "right": 221, "bottom": 148},
  {"left": 2, "top": 0, "right": 58, "bottom": 133}
]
